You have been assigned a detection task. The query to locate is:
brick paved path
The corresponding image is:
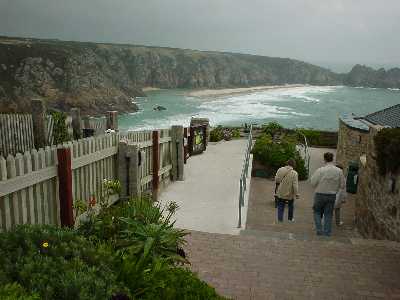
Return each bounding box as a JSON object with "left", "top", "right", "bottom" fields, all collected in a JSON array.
[
  {"left": 184, "top": 147, "right": 400, "bottom": 299},
  {"left": 186, "top": 230, "right": 400, "bottom": 300},
  {"left": 245, "top": 147, "right": 359, "bottom": 241}
]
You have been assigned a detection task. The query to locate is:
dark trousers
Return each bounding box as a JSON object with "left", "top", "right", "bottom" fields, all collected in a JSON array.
[
  {"left": 313, "top": 193, "right": 335, "bottom": 236},
  {"left": 277, "top": 198, "right": 294, "bottom": 221}
]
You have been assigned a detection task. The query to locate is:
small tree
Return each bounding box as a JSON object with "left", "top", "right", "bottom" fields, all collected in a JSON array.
[
  {"left": 51, "top": 111, "right": 71, "bottom": 144},
  {"left": 374, "top": 128, "right": 400, "bottom": 175}
]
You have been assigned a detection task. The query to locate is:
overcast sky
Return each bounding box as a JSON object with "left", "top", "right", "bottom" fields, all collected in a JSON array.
[{"left": 1, "top": 0, "right": 399, "bottom": 71}]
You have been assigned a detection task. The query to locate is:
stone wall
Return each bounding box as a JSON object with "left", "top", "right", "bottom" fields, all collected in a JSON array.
[
  {"left": 336, "top": 119, "right": 369, "bottom": 172},
  {"left": 356, "top": 125, "right": 400, "bottom": 242}
]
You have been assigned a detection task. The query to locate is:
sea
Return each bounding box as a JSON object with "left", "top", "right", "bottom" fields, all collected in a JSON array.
[{"left": 118, "top": 86, "right": 400, "bottom": 132}]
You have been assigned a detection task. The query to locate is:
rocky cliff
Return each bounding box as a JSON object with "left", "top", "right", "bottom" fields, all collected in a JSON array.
[
  {"left": 1, "top": 36, "right": 398, "bottom": 114},
  {"left": 0, "top": 36, "right": 342, "bottom": 114},
  {"left": 344, "top": 64, "right": 400, "bottom": 88}
]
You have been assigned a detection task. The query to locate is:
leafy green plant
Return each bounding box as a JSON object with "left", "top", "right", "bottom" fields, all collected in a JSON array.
[
  {"left": 141, "top": 267, "right": 226, "bottom": 300},
  {"left": 0, "top": 283, "right": 40, "bottom": 300},
  {"left": 0, "top": 225, "right": 127, "bottom": 300},
  {"left": 118, "top": 218, "right": 187, "bottom": 263},
  {"left": 262, "top": 121, "right": 283, "bottom": 138},
  {"left": 101, "top": 179, "right": 122, "bottom": 209},
  {"left": 374, "top": 128, "right": 400, "bottom": 175},
  {"left": 210, "top": 126, "right": 224, "bottom": 142},
  {"left": 50, "top": 111, "right": 71, "bottom": 144},
  {"left": 0, "top": 197, "right": 227, "bottom": 300},
  {"left": 72, "top": 199, "right": 88, "bottom": 218},
  {"left": 232, "top": 128, "right": 241, "bottom": 138},
  {"left": 296, "top": 128, "right": 321, "bottom": 145}
]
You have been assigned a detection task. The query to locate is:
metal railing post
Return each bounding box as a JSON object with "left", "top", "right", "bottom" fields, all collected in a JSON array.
[{"left": 237, "top": 125, "right": 253, "bottom": 228}]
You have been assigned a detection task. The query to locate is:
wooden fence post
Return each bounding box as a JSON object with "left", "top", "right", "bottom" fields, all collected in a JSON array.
[
  {"left": 202, "top": 125, "right": 207, "bottom": 151},
  {"left": 127, "top": 144, "right": 141, "bottom": 198},
  {"left": 31, "top": 99, "right": 47, "bottom": 149},
  {"left": 188, "top": 126, "right": 194, "bottom": 156},
  {"left": 118, "top": 141, "right": 129, "bottom": 198},
  {"left": 57, "top": 147, "right": 74, "bottom": 227},
  {"left": 107, "top": 111, "right": 118, "bottom": 131},
  {"left": 70, "top": 108, "right": 82, "bottom": 140},
  {"left": 152, "top": 130, "right": 160, "bottom": 201},
  {"left": 183, "top": 127, "right": 188, "bottom": 164},
  {"left": 171, "top": 125, "right": 184, "bottom": 181}
]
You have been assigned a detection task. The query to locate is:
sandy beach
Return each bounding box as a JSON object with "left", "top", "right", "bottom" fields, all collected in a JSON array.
[
  {"left": 187, "top": 84, "right": 305, "bottom": 98},
  {"left": 142, "top": 86, "right": 161, "bottom": 92}
]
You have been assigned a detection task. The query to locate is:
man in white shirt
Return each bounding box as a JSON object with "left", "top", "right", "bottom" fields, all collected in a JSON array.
[
  {"left": 275, "top": 159, "right": 299, "bottom": 222},
  {"left": 311, "top": 152, "right": 345, "bottom": 236}
]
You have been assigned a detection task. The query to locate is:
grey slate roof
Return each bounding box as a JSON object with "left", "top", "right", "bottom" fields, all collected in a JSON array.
[
  {"left": 363, "top": 104, "right": 400, "bottom": 128},
  {"left": 339, "top": 113, "right": 369, "bottom": 131}
]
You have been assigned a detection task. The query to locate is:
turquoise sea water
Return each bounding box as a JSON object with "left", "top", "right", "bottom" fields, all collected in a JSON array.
[{"left": 118, "top": 86, "right": 400, "bottom": 131}]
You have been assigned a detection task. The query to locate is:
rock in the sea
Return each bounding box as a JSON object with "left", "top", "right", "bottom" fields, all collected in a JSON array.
[{"left": 153, "top": 105, "right": 167, "bottom": 111}]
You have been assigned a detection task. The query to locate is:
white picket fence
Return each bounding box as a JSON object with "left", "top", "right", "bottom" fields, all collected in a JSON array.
[
  {"left": 0, "top": 114, "right": 35, "bottom": 157},
  {"left": 0, "top": 128, "right": 177, "bottom": 231},
  {"left": 0, "top": 113, "right": 74, "bottom": 157},
  {"left": 82, "top": 117, "right": 108, "bottom": 136},
  {"left": 121, "top": 128, "right": 172, "bottom": 193},
  {"left": 0, "top": 133, "right": 119, "bottom": 230},
  {"left": 0, "top": 146, "right": 60, "bottom": 229}
]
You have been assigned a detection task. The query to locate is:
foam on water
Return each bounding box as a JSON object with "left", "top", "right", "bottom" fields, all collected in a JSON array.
[{"left": 119, "top": 85, "right": 400, "bottom": 131}]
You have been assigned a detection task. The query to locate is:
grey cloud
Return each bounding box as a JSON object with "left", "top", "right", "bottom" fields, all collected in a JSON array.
[{"left": 0, "top": 0, "right": 399, "bottom": 71}]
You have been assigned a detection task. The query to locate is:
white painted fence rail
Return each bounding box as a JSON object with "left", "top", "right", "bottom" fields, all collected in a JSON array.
[
  {"left": 0, "top": 127, "right": 182, "bottom": 231},
  {"left": 0, "top": 113, "right": 35, "bottom": 157},
  {"left": 0, "top": 133, "right": 119, "bottom": 230}
]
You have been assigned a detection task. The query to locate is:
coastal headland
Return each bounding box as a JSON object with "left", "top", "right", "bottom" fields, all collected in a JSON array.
[{"left": 1, "top": 36, "right": 400, "bottom": 114}]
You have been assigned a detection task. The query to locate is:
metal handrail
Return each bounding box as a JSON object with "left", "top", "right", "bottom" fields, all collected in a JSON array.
[
  {"left": 238, "top": 125, "right": 252, "bottom": 228},
  {"left": 298, "top": 133, "right": 311, "bottom": 176}
]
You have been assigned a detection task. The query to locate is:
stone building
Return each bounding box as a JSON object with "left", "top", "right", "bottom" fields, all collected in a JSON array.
[
  {"left": 336, "top": 113, "right": 369, "bottom": 172},
  {"left": 337, "top": 104, "right": 400, "bottom": 241}
]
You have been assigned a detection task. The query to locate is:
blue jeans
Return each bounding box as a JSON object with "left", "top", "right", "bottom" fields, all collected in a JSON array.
[
  {"left": 277, "top": 198, "right": 294, "bottom": 221},
  {"left": 313, "top": 193, "right": 336, "bottom": 236}
]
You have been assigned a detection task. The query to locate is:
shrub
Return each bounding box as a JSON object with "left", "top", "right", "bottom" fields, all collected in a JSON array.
[
  {"left": 232, "top": 128, "right": 241, "bottom": 138},
  {"left": 262, "top": 121, "right": 283, "bottom": 137},
  {"left": 0, "top": 283, "right": 40, "bottom": 300},
  {"left": 0, "top": 199, "right": 227, "bottom": 300},
  {"left": 374, "top": 128, "right": 400, "bottom": 175},
  {"left": 50, "top": 111, "right": 71, "bottom": 144},
  {"left": 209, "top": 126, "right": 224, "bottom": 142},
  {"left": 77, "top": 197, "right": 192, "bottom": 297},
  {"left": 252, "top": 134, "right": 308, "bottom": 180},
  {"left": 296, "top": 128, "right": 321, "bottom": 146},
  {"left": 294, "top": 153, "right": 308, "bottom": 180},
  {"left": 141, "top": 267, "right": 226, "bottom": 300},
  {"left": 0, "top": 225, "right": 126, "bottom": 300}
]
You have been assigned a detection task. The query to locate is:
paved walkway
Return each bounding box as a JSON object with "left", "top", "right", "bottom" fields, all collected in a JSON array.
[
  {"left": 186, "top": 230, "right": 400, "bottom": 300},
  {"left": 245, "top": 147, "right": 360, "bottom": 241},
  {"left": 183, "top": 146, "right": 400, "bottom": 299},
  {"left": 159, "top": 139, "right": 248, "bottom": 234}
]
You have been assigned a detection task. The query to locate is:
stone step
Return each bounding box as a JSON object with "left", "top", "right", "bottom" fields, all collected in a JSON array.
[
  {"left": 186, "top": 230, "right": 400, "bottom": 300},
  {"left": 241, "top": 228, "right": 354, "bottom": 244}
]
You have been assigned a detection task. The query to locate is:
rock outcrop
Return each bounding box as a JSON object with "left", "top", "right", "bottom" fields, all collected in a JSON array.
[{"left": 344, "top": 64, "right": 400, "bottom": 88}]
